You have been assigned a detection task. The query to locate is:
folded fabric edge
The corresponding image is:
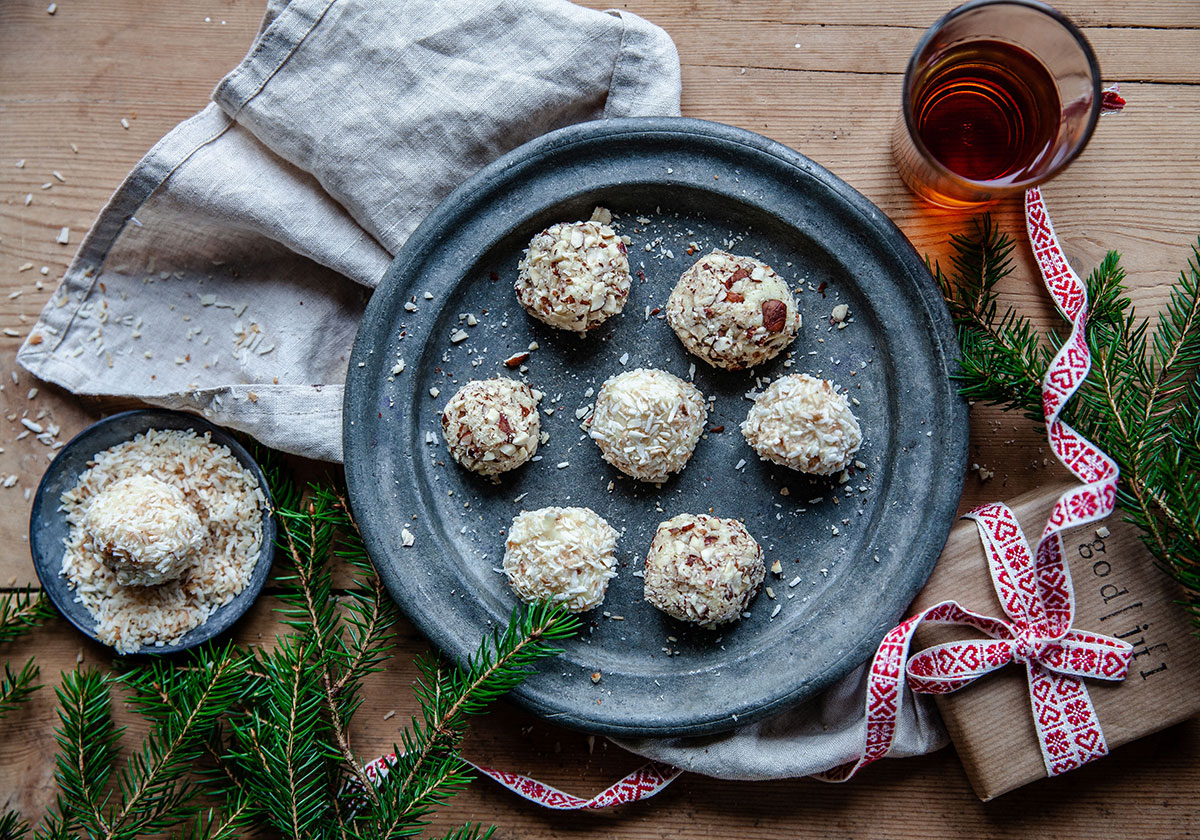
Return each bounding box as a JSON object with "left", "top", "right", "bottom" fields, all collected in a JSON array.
[
  {"left": 212, "top": 0, "right": 338, "bottom": 118},
  {"left": 138, "top": 383, "right": 347, "bottom": 463},
  {"left": 17, "top": 104, "right": 236, "bottom": 373},
  {"left": 602, "top": 9, "right": 682, "bottom": 119}
]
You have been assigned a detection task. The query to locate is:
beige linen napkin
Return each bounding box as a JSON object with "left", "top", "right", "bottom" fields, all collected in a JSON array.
[{"left": 18, "top": 0, "right": 681, "bottom": 462}]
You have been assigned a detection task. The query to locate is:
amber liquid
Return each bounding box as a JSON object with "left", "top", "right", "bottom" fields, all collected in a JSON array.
[{"left": 912, "top": 40, "right": 1061, "bottom": 183}]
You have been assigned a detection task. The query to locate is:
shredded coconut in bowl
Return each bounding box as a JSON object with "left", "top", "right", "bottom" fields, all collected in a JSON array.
[
  {"left": 741, "top": 373, "right": 862, "bottom": 476},
  {"left": 588, "top": 368, "right": 707, "bottom": 483},
  {"left": 503, "top": 506, "right": 619, "bottom": 612},
  {"left": 59, "top": 428, "right": 268, "bottom": 653},
  {"left": 643, "top": 513, "right": 765, "bottom": 628}
]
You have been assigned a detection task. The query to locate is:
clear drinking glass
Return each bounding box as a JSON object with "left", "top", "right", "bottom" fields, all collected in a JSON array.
[{"left": 893, "top": 0, "right": 1101, "bottom": 207}]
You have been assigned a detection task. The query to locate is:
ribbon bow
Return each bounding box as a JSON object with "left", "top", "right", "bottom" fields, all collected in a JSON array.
[
  {"left": 905, "top": 502, "right": 1132, "bottom": 775},
  {"left": 821, "top": 187, "right": 1134, "bottom": 783}
]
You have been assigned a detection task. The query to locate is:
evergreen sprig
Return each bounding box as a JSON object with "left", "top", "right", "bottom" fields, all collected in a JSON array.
[
  {"left": 0, "top": 658, "right": 41, "bottom": 718},
  {"left": 0, "top": 587, "right": 55, "bottom": 720},
  {"left": 0, "top": 587, "right": 54, "bottom": 645},
  {"left": 935, "top": 216, "right": 1200, "bottom": 626},
  {"left": 0, "top": 810, "right": 32, "bottom": 840},
  {"left": 16, "top": 448, "right": 578, "bottom": 839},
  {"left": 374, "top": 601, "right": 580, "bottom": 836}
]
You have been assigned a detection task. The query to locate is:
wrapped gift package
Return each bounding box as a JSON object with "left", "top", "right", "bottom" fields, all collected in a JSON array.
[{"left": 912, "top": 482, "right": 1200, "bottom": 800}]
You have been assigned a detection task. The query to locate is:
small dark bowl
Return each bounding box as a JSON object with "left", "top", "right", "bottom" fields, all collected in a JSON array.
[{"left": 29, "top": 409, "right": 276, "bottom": 655}]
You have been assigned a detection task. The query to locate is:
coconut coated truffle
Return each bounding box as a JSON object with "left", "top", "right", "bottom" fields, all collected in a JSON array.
[
  {"left": 643, "top": 514, "right": 765, "bottom": 627},
  {"left": 588, "top": 368, "right": 707, "bottom": 483},
  {"left": 503, "top": 506, "right": 619, "bottom": 612},
  {"left": 515, "top": 220, "right": 630, "bottom": 332},
  {"left": 441, "top": 378, "right": 541, "bottom": 476},
  {"left": 666, "top": 250, "right": 801, "bottom": 370},
  {"left": 741, "top": 373, "right": 862, "bottom": 476},
  {"left": 83, "top": 475, "right": 204, "bottom": 587}
]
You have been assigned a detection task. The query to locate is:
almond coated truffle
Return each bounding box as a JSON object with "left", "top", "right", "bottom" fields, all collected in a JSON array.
[
  {"left": 643, "top": 513, "right": 765, "bottom": 627},
  {"left": 441, "top": 378, "right": 541, "bottom": 475},
  {"left": 666, "top": 251, "right": 801, "bottom": 370},
  {"left": 515, "top": 220, "right": 630, "bottom": 332}
]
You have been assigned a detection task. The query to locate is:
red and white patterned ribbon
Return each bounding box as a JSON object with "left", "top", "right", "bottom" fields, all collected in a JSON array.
[
  {"left": 819, "top": 188, "right": 1133, "bottom": 783},
  {"left": 360, "top": 751, "right": 681, "bottom": 809}
]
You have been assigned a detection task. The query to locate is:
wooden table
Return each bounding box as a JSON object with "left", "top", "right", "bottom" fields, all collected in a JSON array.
[{"left": 2, "top": 1, "right": 1197, "bottom": 836}]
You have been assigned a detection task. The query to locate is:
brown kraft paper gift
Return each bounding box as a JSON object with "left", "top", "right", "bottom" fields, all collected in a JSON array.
[{"left": 911, "top": 481, "right": 1200, "bottom": 800}]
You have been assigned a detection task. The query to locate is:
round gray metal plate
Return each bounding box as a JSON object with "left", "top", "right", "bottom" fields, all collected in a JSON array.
[{"left": 344, "top": 118, "right": 967, "bottom": 736}]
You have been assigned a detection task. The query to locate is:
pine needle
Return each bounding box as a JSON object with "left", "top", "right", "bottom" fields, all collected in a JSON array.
[
  {"left": 0, "top": 658, "right": 41, "bottom": 719},
  {"left": 939, "top": 217, "right": 1200, "bottom": 628},
  {"left": 0, "top": 587, "right": 55, "bottom": 645}
]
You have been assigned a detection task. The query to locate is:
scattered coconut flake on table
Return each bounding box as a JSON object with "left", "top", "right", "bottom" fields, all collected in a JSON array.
[
  {"left": 55, "top": 227, "right": 70, "bottom": 245},
  {"left": 401, "top": 527, "right": 415, "bottom": 547}
]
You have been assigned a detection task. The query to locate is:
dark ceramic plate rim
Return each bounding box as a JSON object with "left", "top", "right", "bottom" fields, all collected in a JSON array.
[
  {"left": 30, "top": 409, "right": 276, "bottom": 655},
  {"left": 344, "top": 117, "right": 968, "bottom": 736}
]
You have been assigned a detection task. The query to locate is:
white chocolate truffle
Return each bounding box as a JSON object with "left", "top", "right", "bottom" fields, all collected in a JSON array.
[
  {"left": 588, "top": 368, "right": 707, "bottom": 483},
  {"left": 515, "top": 220, "right": 630, "bottom": 332},
  {"left": 741, "top": 373, "right": 862, "bottom": 475},
  {"left": 441, "top": 378, "right": 540, "bottom": 475},
  {"left": 666, "top": 250, "right": 801, "bottom": 370},
  {"left": 503, "top": 506, "right": 619, "bottom": 612},
  {"left": 643, "top": 514, "right": 765, "bottom": 627},
  {"left": 82, "top": 475, "right": 204, "bottom": 587}
]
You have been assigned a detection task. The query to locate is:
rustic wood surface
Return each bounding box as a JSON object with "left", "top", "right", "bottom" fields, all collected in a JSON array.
[{"left": 1, "top": 0, "right": 1198, "bottom": 836}]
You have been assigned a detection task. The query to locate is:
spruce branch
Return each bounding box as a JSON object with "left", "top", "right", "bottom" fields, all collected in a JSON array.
[
  {"left": 0, "top": 587, "right": 54, "bottom": 645},
  {"left": 374, "top": 602, "right": 580, "bottom": 836},
  {"left": 0, "top": 810, "right": 31, "bottom": 840},
  {"left": 0, "top": 657, "right": 41, "bottom": 719},
  {"left": 433, "top": 824, "right": 495, "bottom": 840},
  {"left": 50, "top": 669, "right": 120, "bottom": 838},
  {"left": 938, "top": 218, "right": 1200, "bottom": 627},
  {"left": 227, "top": 636, "right": 330, "bottom": 839},
  {"left": 104, "top": 645, "right": 250, "bottom": 838}
]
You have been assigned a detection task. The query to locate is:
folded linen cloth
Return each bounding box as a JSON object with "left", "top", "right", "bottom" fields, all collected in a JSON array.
[
  {"left": 18, "top": 0, "right": 681, "bottom": 462},
  {"left": 19, "top": 0, "right": 945, "bottom": 781}
]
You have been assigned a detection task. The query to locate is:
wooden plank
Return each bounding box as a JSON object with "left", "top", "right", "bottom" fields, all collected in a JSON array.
[
  {"left": 4, "top": 22, "right": 1197, "bottom": 104},
  {"left": 0, "top": 0, "right": 262, "bottom": 105},
  {"left": 606, "top": 0, "right": 1200, "bottom": 28},
  {"left": 667, "top": 25, "right": 1200, "bottom": 84},
  {"left": 2, "top": 0, "right": 1199, "bottom": 835},
  {"left": 1, "top": 2, "right": 1197, "bottom": 107}
]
